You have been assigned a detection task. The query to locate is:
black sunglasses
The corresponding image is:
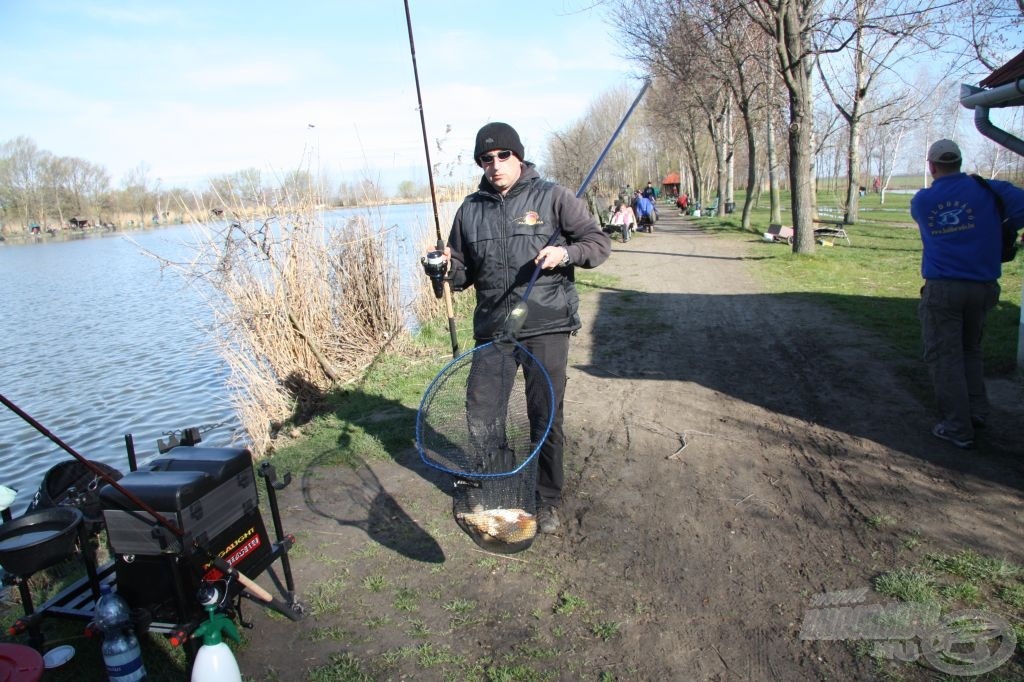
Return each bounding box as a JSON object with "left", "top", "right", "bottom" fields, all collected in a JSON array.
[{"left": 479, "top": 150, "right": 514, "bottom": 164}]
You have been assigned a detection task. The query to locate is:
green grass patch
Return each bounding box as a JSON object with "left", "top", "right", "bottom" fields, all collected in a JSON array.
[
  {"left": 362, "top": 575, "right": 388, "bottom": 592},
  {"left": 412, "top": 642, "right": 464, "bottom": 667},
  {"left": 866, "top": 514, "right": 898, "bottom": 530},
  {"left": 575, "top": 270, "right": 618, "bottom": 292},
  {"left": 392, "top": 586, "right": 419, "bottom": 612},
  {"left": 998, "top": 584, "right": 1024, "bottom": 609},
  {"left": 590, "top": 620, "right": 621, "bottom": 641},
  {"left": 866, "top": 547, "right": 1024, "bottom": 679},
  {"left": 306, "top": 652, "right": 373, "bottom": 682},
  {"left": 553, "top": 592, "right": 587, "bottom": 616},
  {"left": 442, "top": 597, "right": 476, "bottom": 614},
  {"left": 924, "top": 549, "right": 1022, "bottom": 582},
  {"left": 306, "top": 576, "right": 347, "bottom": 617},
  {"left": 939, "top": 581, "right": 981, "bottom": 604},
  {"left": 306, "top": 625, "right": 350, "bottom": 642},
  {"left": 873, "top": 568, "right": 938, "bottom": 603},
  {"left": 900, "top": 531, "right": 922, "bottom": 551},
  {"left": 485, "top": 664, "right": 555, "bottom": 682}
]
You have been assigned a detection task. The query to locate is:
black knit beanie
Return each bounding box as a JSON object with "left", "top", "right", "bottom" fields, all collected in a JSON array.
[{"left": 474, "top": 122, "right": 525, "bottom": 165}]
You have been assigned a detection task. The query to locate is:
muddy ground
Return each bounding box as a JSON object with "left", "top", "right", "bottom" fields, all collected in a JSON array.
[{"left": 234, "top": 212, "right": 1024, "bottom": 681}]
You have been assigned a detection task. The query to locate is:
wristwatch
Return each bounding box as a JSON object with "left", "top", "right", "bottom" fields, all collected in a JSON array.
[{"left": 560, "top": 248, "right": 571, "bottom": 266}]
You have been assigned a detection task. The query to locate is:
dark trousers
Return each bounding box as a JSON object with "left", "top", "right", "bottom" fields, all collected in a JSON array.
[
  {"left": 466, "top": 333, "right": 569, "bottom": 507},
  {"left": 918, "top": 279, "right": 999, "bottom": 440}
]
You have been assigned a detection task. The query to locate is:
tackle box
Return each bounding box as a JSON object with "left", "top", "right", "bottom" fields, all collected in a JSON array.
[{"left": 99, "top": 446, "right": 259, "bottom": 556}]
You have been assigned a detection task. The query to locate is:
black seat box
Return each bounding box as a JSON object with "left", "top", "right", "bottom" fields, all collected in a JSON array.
[{"left": 100, "top": 447, "right": 259, "bottom": 556}]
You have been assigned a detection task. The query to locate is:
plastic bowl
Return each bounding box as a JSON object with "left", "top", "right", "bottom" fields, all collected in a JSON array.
[{"left": 0, "top": 507, "right": 82, "bottom": 577}]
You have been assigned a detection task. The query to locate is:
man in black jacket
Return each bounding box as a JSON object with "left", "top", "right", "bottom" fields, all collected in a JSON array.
[{"left": 436, "top": 122, "right": 610, "bottom": 533}]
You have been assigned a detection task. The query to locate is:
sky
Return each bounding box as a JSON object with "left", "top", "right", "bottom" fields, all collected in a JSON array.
[{"left": 1, "top": 1, "right": 643, "bottom": 192}]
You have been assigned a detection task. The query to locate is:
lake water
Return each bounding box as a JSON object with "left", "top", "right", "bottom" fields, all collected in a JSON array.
[{"left": 0, "top": 202, "right": 441, "bottom": 516}]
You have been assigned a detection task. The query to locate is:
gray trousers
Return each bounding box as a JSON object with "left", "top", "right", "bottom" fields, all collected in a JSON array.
[{"left": 918, "top": 279, "right": 1000, "bottom": 440}]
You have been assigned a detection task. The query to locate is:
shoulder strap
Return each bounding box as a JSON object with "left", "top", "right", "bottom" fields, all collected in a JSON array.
[
  {"left": 970, "top": 174, "right": 1007, "bottom": 222},
  {"left": 971, "top": 174, "right": 1018, "bottom": 262}
]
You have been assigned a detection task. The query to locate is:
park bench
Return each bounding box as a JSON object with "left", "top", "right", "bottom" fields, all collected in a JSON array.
[
  {"left": 813, "top": 206, "right": 850, "bottom": 245},
  {"left": 763, "top": 224, "right": 794, "bottom": 244},
  {"left": 700, "top": 197, "right": 720, "bottom": 217}
]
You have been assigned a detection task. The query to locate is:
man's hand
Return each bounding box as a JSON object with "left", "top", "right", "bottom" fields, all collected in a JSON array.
[{"left": 536, "top": 245, "right": 569, "bottom": 269}]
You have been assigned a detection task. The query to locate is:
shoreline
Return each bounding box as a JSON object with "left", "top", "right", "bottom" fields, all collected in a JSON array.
[{"left": 0, "top": 197, "right": 443, "bottom": 246}]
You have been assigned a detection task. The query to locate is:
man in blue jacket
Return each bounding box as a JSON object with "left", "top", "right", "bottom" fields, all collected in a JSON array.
[
  {"left": 437, "top": 122, "right": 610, "bottom": 533},
  {"left": 635, "top": 192, "right": 656, "bottom": 232},
  {"left": 911, "top": 138, "right": 1024, "bottom": 449}
]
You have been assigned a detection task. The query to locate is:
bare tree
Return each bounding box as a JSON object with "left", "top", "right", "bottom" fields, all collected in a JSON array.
[
  {"left": 64, "top": 157, "right": 110, "bottom": 218},
  {"left": 611, "top": 0, "right": 737, "bottom": 212},
  {"left": 544, "top": 84, "right": 649, "bottom": 207},
  {"left": 815, "top": 0, "right": 946, "bottom": 222},
  {"left": 743, "top": 0, "right": 822, "bottom": 253},
  {"left": 700, "top": 0, "right": 779, "bottom": 226},
  {"left": 0, "top": 136, "right": 46, "bottom": 231},
  {"left": 120, "top": 162, "right": 153, "bottom": 226},
  {"left": 939, "top": 0, "right": 1024, "bottom": 72},
  {"left": 645, "top": 81, "right": 717, "bottom": 205}
]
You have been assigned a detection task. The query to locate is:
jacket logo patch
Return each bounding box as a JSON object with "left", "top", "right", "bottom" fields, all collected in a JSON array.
[
  {"left": 514, "top": 211, "right": 543, "bottom": 226},
  {"left": 927, "top": 201, "right": 975, "bottom": 234}
]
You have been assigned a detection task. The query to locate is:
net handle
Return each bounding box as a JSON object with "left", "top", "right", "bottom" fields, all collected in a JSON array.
[{"left": 517, "top": 78, "right": 651, "bottom": 309}]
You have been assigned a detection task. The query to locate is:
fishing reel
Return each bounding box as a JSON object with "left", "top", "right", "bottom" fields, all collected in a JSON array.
[{"left": 421, "top": 250, "right": 448, "bottom": 299}]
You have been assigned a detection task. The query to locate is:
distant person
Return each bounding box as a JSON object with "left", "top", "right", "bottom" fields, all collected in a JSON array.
[
  {"left": 910, "top": 139, "right": 1024, "bottom": 449},
  {"left": 642, "top": 182, "right": 656, "bottom": 200},
  {"left": 635, "top": 192, "right": 656, "bottom": 232},
  {"left": 610, "top": 200, "right": 637, "bottom": 242},
  {"left": 676, "top": 193, "right": 689, "bottom": 215},
  {"left": 873, "top": 176, "right": 881, "bottom": 193}
]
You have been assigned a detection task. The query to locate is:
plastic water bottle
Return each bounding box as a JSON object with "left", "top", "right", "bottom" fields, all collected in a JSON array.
[
  {"left": 95, "top": 585, "right": 130, "bottom": 629},
  {"left": 96, "top": 585, "right": 147, "bottom": 681},
  {"left": 102, "top": 628, "right": 147, "bottom": 682}
]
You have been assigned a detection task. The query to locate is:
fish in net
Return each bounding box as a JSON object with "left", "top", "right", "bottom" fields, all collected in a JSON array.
[{"left": 416, "top": 339, "right": 554, "bottom": 553}]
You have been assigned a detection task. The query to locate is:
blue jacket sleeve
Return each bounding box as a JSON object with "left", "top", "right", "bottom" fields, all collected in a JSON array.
[{"left": 991, "top": 180, "right": 1024, "bottom": 231}]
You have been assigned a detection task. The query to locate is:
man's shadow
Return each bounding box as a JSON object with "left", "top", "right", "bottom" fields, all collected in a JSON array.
[
  {"left": 300, "top": 453, "right": 445, "bottom": 563},
  {"left": 280, "top": 371, "right": 457, "bottom": 563}
]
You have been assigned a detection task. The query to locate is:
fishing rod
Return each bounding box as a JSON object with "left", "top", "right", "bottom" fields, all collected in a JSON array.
[
  {"left": 503, "top": 78, "right": 651, "bottom": 339},
  {"left": 403, "top": 0, "right": 460, "bottom": 358},
  {"left": 576, "top": 79, "right": 651, "bottom": 201},
  {"left": 0, "top": 392, "right": 277, "bottom": 604}
]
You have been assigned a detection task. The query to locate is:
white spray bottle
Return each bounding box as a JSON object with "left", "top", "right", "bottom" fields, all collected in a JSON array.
[{"left": 190, "top": 587, "right": 242, "bottom": 682}]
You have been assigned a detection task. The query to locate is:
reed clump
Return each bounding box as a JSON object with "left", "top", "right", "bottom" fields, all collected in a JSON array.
[{"left": 164, "top": 176, "right": 438, "bottom": 457}]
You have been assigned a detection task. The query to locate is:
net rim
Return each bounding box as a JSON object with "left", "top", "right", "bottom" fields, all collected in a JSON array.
[{"left": 415, "top": 339, "right": 555, "bottom": 478}]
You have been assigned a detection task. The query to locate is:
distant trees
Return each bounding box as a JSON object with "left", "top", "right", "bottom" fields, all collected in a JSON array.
[
  {"left": 0, "top": 137, "right": 439, "bottom": 236},
  {"left": 543, "top": 84, "right": 649, "bottom": 203},
  {"left": 0, "top": 138, "right": 176, "bottom": 233},
  {"left": 397, "top": 179, "right": 427, "bottom": 201},
  {"left": 547, "top": 0, "right": 1021, "bottom": 253},
  {"left": 0, "top": 136, "right": 112, "bottom": 231}
]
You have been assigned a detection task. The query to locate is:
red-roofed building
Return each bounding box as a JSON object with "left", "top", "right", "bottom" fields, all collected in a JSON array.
[{"left": 661, "top": 172, "right": 681, "bottom": 197}]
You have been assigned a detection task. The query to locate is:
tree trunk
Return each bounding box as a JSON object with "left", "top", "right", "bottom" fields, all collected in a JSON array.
[
  {"left": 779, "top": 0, "right": 816, "bottom": 254},
  {"left": 845, "top": 114, "right": 861, "bottom": 223},
  {"left": 767, "top": 113, "right": 783, "bottom": 225},
  {"left": 725, "top": 99, "right": 735, "bottom": 213}
]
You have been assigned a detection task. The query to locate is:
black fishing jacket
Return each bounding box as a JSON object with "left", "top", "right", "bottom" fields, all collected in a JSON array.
[{"left": 447, "top": 163, "right": 611, "bottom": 341}]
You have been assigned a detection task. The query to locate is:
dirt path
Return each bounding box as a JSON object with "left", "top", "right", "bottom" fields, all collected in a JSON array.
[{"left": 236, "top": 212, "right": 1023, "bottom": 680}]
